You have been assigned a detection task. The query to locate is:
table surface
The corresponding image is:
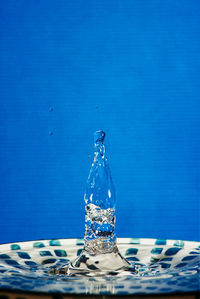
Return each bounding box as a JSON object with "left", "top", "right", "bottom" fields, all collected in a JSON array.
[{"left": 0, "top": 290, "right": 199, "bottom": 299}]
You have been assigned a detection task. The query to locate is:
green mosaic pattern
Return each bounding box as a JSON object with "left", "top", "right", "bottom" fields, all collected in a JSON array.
[{"left": 0, "top": 238, "right": 199, "bottom": 295}]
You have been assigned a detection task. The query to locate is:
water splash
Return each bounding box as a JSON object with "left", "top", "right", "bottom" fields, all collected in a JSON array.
[
  {"left": 54, "top": 130, "right": 134, "bottom": 275},
  {"left": 84, "top": 130, "right": 116, "bottom": 254}
]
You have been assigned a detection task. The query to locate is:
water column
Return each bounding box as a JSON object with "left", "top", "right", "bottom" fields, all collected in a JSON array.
[
  {"left": 66, "top": 131, "right": 132, "bottom": 275},
  {"left": 84, "top": 130, "right": 116, "bottom": 254}
]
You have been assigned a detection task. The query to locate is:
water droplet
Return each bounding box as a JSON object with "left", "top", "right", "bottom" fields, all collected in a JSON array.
[
  {"left": 49, "top": 131, "right": 54, "bottom": 136},
  {"left": 49, "top": 107, "right": 54, "bottom": 112}
]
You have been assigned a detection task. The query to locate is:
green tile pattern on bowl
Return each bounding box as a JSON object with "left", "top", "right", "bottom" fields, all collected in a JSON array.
[
  {"left": 11, "top": 244, "right": 21, "bottom": 250},
  {"left": 0, "top": 237, "right": 199, "bottom": 295},
  {"left": 33, "top": 242, "right": 45, "bottom": 248},
  {"left": 39, "top": 251, "right": 53, "bottom": 257}
]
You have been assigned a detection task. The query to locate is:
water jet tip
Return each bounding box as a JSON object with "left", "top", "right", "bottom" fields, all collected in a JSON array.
[{"left": 94, "top": 130, "right": 106, "bottom": 144}]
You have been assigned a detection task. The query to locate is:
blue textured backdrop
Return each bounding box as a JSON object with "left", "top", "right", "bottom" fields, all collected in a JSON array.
[{"left": 0, "top": 0, "right": 199, "bottom": 243}]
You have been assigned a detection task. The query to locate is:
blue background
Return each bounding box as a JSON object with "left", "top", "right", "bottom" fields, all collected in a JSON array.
[{"left": 0, "top": 0, "right": 199, "bottom": 243}]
